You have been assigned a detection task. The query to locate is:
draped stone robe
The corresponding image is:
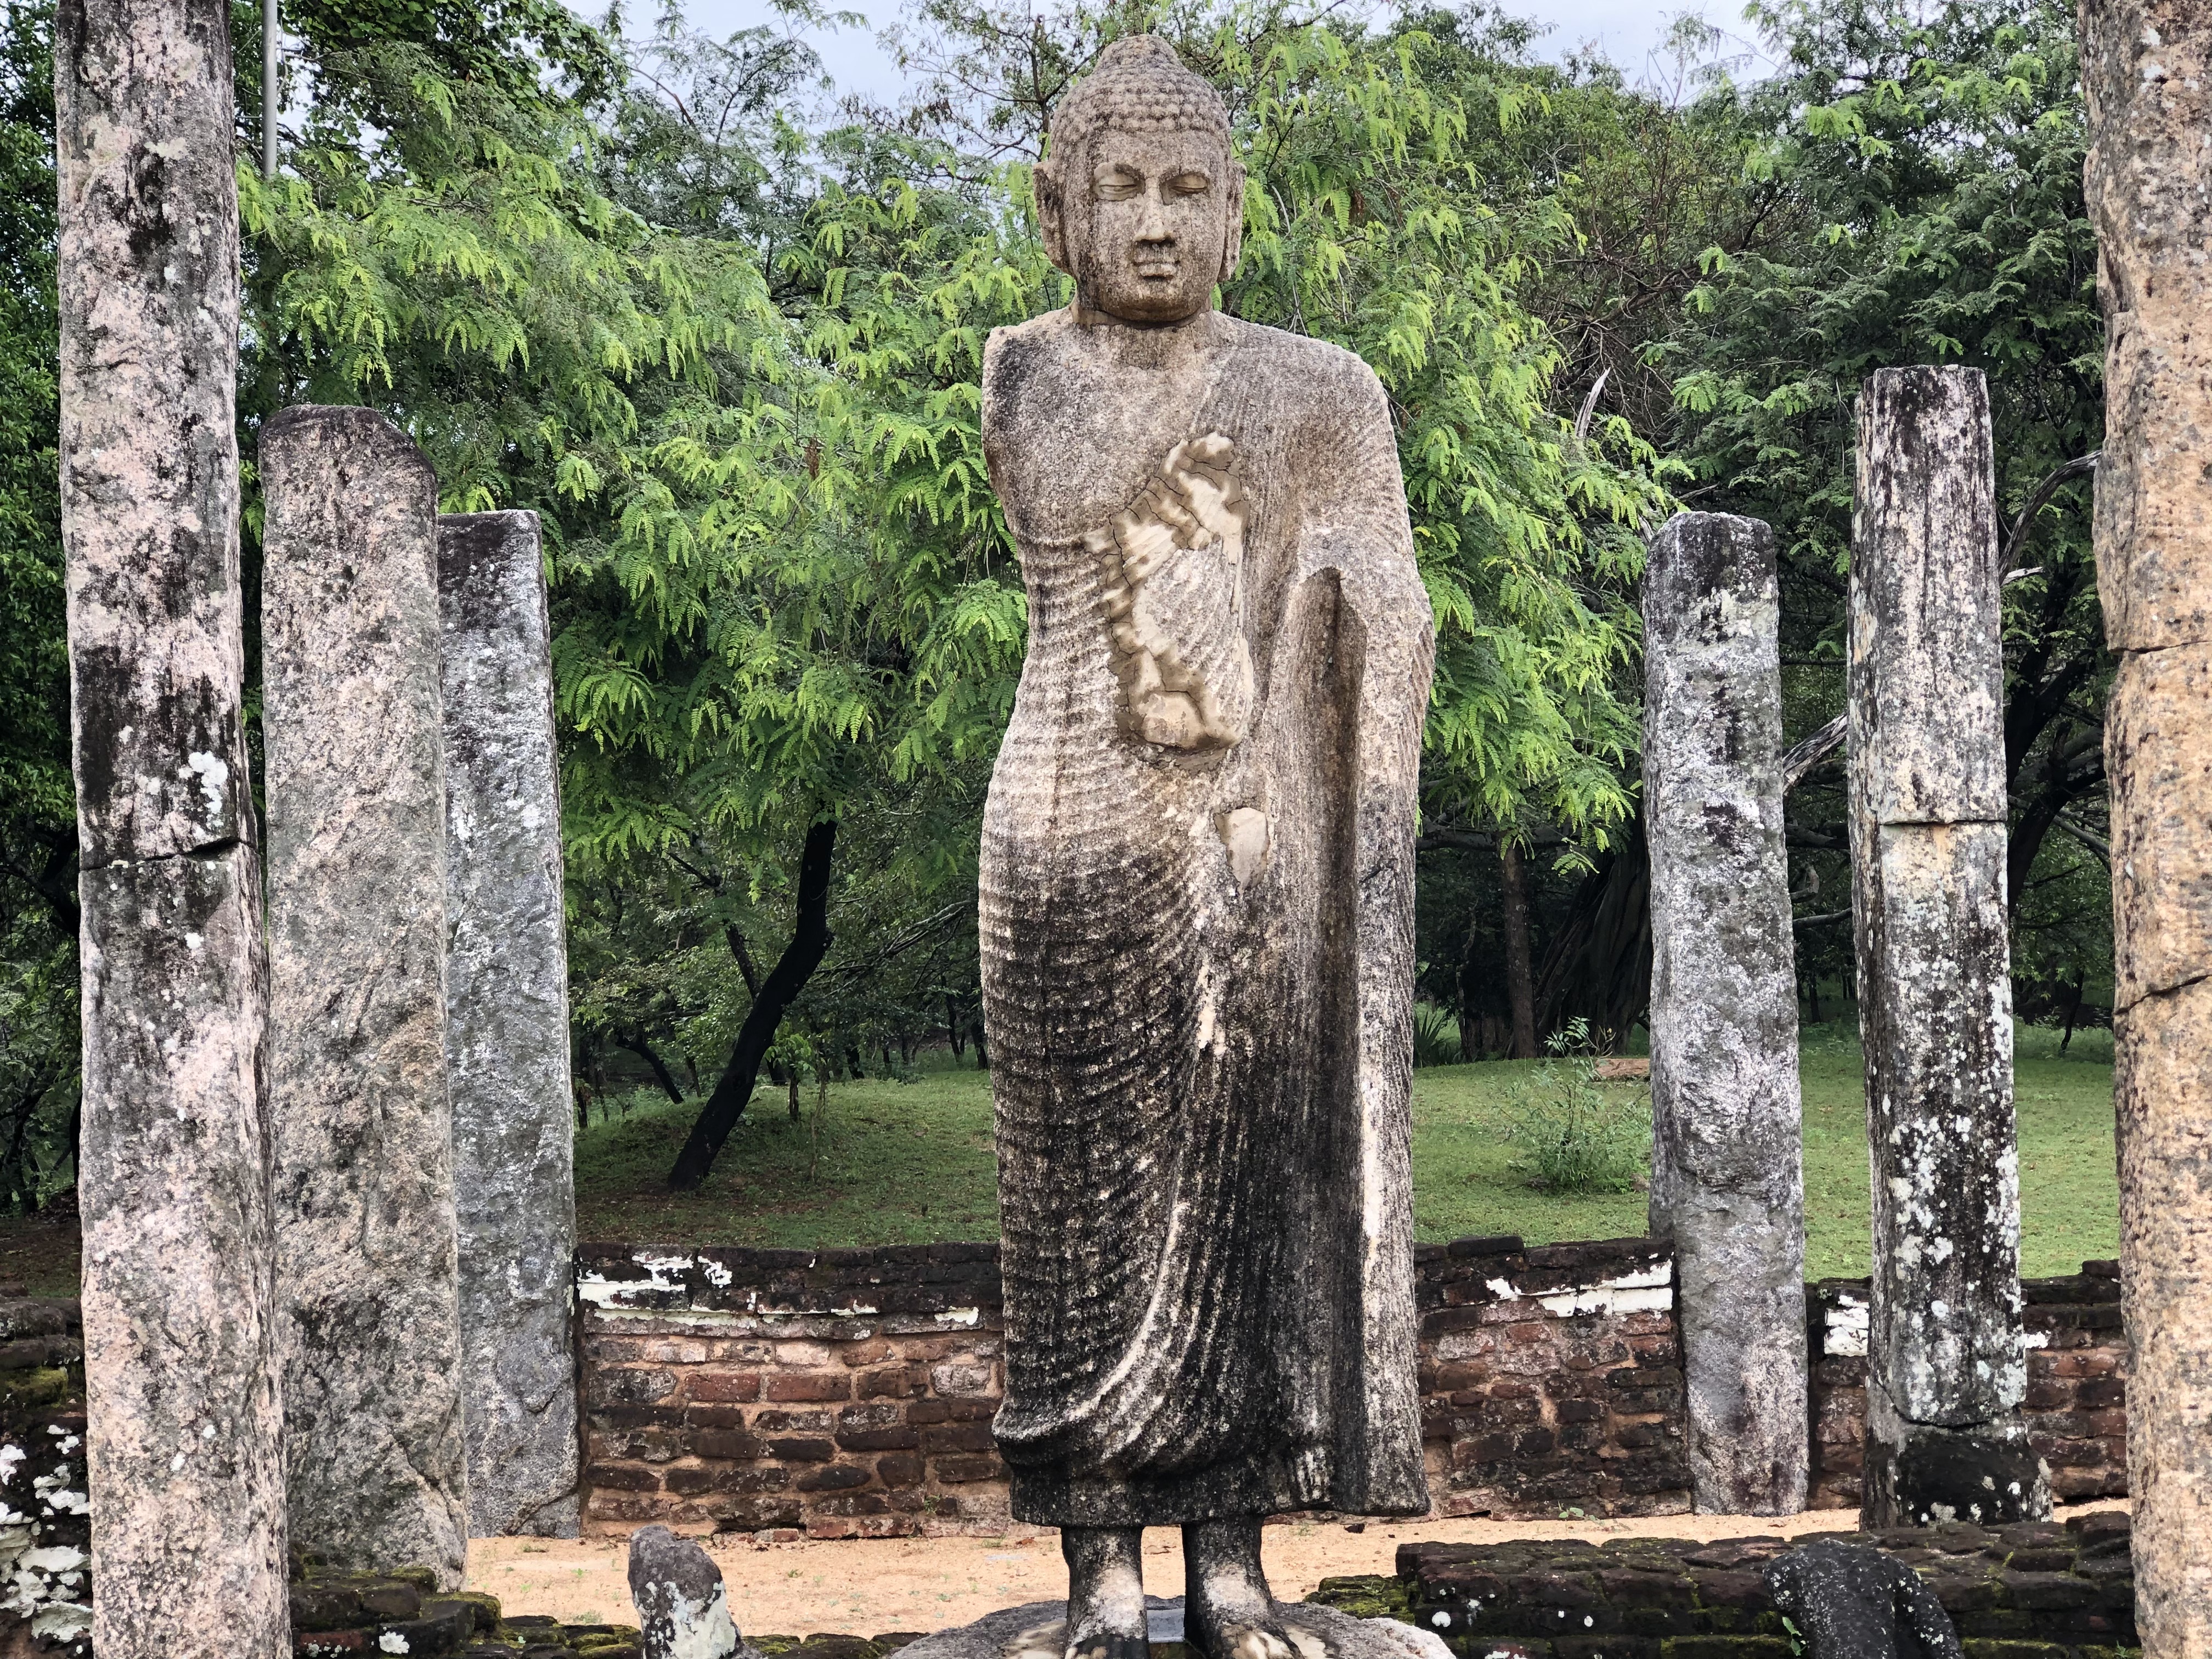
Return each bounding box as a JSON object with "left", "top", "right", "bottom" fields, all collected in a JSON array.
[{"left": 978, "top": 306, "right": 1435, "bottom": 1527}]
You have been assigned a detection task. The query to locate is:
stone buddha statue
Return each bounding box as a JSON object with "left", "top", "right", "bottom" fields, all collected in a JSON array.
[{"left": 977, "top": 35, "right": 1436, "bottom": 1659}]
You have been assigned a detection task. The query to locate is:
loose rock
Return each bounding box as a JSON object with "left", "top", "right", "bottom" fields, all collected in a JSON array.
[
  {"left": 629, "top": 1526, "right": 752, "bottom": 1659},
  {"left": 1764, "top": 1539, "right": 1960, "bottom": 1659}
]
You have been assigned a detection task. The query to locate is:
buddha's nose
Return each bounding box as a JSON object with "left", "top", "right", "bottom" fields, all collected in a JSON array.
[{"left": 1137, "top": 190, "right": 1173, "bottom": 243}]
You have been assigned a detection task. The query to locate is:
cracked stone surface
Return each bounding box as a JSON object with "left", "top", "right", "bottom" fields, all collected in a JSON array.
[
  {"left": 2081, "top": 1, "right": 2212, "bottom": 1649},
  {"left": 439, "top": 510, "right": 580, "bottom": 1539},
  {"left": 1848, "top": 367, "right": 2046, "bottom": 1528},
  {"left": 54, "top": 0, "right": 289, "bottom": 1653},
  {"left": 1641, "top": 511, "right": 1808, "bottom": 1516},
  {"left": 262, "top": 405, "right": 468, "bottom": 1586}
]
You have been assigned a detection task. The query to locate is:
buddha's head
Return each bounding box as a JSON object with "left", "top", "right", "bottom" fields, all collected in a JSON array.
[{"left": 1036, "top": 36, "right": 1243, "bottom": 324}]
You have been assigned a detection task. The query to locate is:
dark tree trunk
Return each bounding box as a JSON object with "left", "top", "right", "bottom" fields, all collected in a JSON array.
[
  {"left": 1534, "top": 809, "right": 1653, "bottom": 1049},
  {"left": 2060, "top": 972, "right": 2087, "bottom": 1055},
  {"left": 616, "top": 1031, "right": 684, "bottom": 1105},
  {"left": 667, "top": 819, "right": 838, "bottom": 1191},
  {"left": 2005, "top": 727, "right": 2105, "bottom": 922},
  {"left": 1500, "top": 843, "right": 1539, "bottom": 1058}
]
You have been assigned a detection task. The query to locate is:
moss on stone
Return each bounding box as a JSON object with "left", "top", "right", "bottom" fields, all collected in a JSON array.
[{"left": 1306, "top": 1576, "right": 1412, "bottom": 1621}]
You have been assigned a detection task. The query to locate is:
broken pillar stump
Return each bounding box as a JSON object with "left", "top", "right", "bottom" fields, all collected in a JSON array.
[
  {"left": 438, "top": 511, "right": 580, "bottom": 1538},
  {"left": 54, "top": 0, "right": 290, "bottom": 1654},
  {"left": 261, "top": 405, "right": 467, "bottom": 1585},
  {"left": 1642, "top": 510, "right": 1809, "bottom": 1516},
  {"left": 1849, "top": 365, "right": 2048, "bottom": 1528}
]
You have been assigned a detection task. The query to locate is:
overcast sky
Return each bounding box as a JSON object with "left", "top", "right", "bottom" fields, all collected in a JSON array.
[{"left": 611, "top": 0, "right": 1778, "bottom": 110}]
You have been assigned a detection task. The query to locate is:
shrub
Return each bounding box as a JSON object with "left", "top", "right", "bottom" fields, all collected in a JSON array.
[
  {"left": 1413, "top": 1003, "right": 1460, "bottom": 1069},
  {"left": 1500, "top": 1019, "right": 1651, "bottom": 1194}
]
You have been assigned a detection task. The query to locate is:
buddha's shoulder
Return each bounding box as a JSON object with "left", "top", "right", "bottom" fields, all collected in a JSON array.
[
  {"left": 983, "top": 310, "right": 1381, "bottom": 393},
  {"left": 983, "top": 310, "right": 1077, "bottom": 402},
  {"left": 1218, "top": 315, "right": 1374, "bottom": 377}
]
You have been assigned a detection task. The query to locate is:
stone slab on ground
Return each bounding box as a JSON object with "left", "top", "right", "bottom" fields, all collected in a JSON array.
[
  {"left": 289, "top": 1570, "right": 641, "bottom": 1659},
  {"left": 1387, "top": 1508, "right": 2132, "bottom": 1658},
  {"left": 895, "top": 1599, "right": 1448, "bottom": 1659}
]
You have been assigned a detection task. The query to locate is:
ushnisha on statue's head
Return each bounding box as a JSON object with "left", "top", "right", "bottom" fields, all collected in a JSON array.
[{"left": 1036, "top": 36, "right": 1244, "bottom": 325}]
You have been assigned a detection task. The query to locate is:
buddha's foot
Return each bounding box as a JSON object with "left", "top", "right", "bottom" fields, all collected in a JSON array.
[
  {"left": 1184, "top": 1517, "right": 1294, "bottom": 1659},
  {"left": 1061, "top": 1524, "right": 1148, "bottom": 1659}
]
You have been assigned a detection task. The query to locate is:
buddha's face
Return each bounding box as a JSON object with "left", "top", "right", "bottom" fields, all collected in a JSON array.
[{"left": 1063, "top": 126, "right": 1238, "bottom": 324}]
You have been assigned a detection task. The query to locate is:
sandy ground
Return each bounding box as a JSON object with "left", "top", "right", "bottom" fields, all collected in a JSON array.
[{"left": 467, "top": 1503, "right": 2124, "bottom": 1635}]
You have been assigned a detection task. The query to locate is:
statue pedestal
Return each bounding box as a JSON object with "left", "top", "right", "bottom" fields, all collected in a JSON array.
[{"left": 896, "top": 1599, "right": 1451, "bottom": 1659}]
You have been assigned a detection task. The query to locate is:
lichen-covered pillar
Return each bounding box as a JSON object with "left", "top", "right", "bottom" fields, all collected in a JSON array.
[
  {"left": 261, "top": 407, "right": 468, "bottom": 1584},
  {"left": 54, "top": 1, "right": 290, "bottom": 1652},
  {"left": 1849, "top": 366, "right": 2049, "bottom": 1528},
  {"left": 1643, "top": 511, "right": 1808, "bottom": 1516},
  {"left": 2079, "top": 3, "right": 2212, "bottom": 1645},
  {"left": 437, "top": 512, "right": 580, "bottom": 1538}
]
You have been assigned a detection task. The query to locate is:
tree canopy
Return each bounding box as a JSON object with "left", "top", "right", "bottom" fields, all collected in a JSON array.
[{"left": 0, "top": 0, "right": 2116, "bottom": 1200}]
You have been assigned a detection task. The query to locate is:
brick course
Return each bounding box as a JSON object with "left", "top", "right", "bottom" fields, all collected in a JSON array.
[
  {"left": 577, "top": 1240, "right": 2131, "bottom": 1538},
  {"left": 1805, "top": 1265, "right": 2128, "bottom": 1510},
  {"left": 578, "top": 1243, "right": 1008, "bottom": 1538}
]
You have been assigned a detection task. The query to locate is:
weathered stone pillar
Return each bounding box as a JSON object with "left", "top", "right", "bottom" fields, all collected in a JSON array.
[
  {"left": 54, "top": 1, "right": 290, "bottom": 1652},
  {"left": 2079, "top": 3, "right": 2212, "bottom": 1647},
  {"left": 1849, "top": 366, "right": 2048, "bottom": 1528},
  {"left": 437, "top": 512, "right": 580, "bottom": 1538},
  {"left": 1642, "top": 511, "right": 1808, "bottom": 1515},
  {"left": 262, "top": 407, "right": 468, "bottom": 1584}
]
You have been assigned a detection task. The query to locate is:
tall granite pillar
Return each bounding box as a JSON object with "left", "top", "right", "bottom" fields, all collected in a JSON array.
[
  {"left": 2080, "top": 4, "right": 2212, "bottom": 1647},
  {"left": 262, "top": 407, "right": 469, "bottom": 1584},
  {"left": 1849, "top": 366, "right": 2049, "bottom": 1528},
  {"left": 54, "top": 1, "right": 290, "bottom": 1653},
  {"left": 1643, "top": 511, "right": 1809, "bottom": 1516},
  {"left": 438, "top": 512, "right": 580, "bottom": 1538}
]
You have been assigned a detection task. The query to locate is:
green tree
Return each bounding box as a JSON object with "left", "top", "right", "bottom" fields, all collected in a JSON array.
[
  {"left": 1661, "top": 0, "right": 2107, "bottom": 1015},
  {"left": 0, "top": 0, "right": 80, "bottom": 1212}
]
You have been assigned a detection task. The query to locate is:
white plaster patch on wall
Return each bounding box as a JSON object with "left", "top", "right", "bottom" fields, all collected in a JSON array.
[
  {"left": 575, "top": 1252, "right": 695, "bottom": 1308},
  {"left": 1824, "top": 1293, "right": 1870, "bottom": 1358},
  {"left": 1481, "top": 1261, "right": 1674, "bottom": 1318}
]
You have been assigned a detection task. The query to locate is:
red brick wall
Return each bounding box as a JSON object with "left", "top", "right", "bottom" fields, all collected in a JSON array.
[
  {"left": 1415, "top": 1236, "right": 1690, "bottom": 1519},
  {"left": 578, "top": 1240, "right": 2130, "bottom": 1538},
  {"left": 578, "top": 1245, "right": 1009, "bottom": 1538},
  {"left": 1805, "top": 1263, "right": 2128, "bottom": 1509},
  {"left": 578, "top": 1235, "right": 1694, "bottom": 1537}
]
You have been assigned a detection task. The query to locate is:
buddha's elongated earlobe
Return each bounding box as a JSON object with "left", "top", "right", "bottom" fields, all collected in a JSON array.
[
  {"left": 1218, "top": 160, "right": 1246, "bottom": 285},
  {"left": 1036, "top": 154, "right": 1071, "bottom": 275}
]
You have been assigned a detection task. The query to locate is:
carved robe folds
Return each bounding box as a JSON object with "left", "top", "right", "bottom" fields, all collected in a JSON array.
[{"left": 978, "top": 308, "right": 1435, "bottom": 1526}]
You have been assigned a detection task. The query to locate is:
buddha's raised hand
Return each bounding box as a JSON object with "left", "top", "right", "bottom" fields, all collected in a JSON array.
[{"left": 1093, "top": 431, "right": 1253, "bottom": 752}]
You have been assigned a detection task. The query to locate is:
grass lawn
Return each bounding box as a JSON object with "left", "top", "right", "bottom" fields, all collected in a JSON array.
[
  {"left": 574, "top": 1018, "right": 2119, "bottom": 1281},
  {"left": 0, "top": 1018, "right": 2114, "bottom": 1297}
]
